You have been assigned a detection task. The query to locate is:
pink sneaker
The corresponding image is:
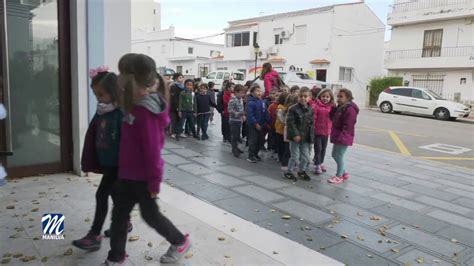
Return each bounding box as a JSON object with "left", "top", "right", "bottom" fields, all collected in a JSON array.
[
  {"left": 328, "top": 176, "right": 344, "bottom": 184},
  {"left": 320, "top": 165, "right": 327, "bottom": 172},
  {"left": 342, "top": 172, "right": 350, "bottom": 181},
  {"left": 314, "top": 165, "right": 323, "bottom": 175}
]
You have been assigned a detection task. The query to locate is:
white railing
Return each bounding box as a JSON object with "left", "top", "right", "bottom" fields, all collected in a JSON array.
[{"left": 390, "top": 0, "right": 469, "bottom": 13}]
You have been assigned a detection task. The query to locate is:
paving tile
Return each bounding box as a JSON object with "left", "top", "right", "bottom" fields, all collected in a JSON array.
[
  {"left": 164, "top": 142, "right": 184, "bottom": 149},
  {"left": 351, "top": 179, "right": 414, "bottom": 197},
  {"left": 415, "top": 196, "right": 472, "bottom": 215},
  {"left": 233, "top": 185, "right": 284, "bottom": 203},
  {"left": 426, "top": 210, "right": 474, "bottom": 230},
  {"left": 278, "top": 186, "right": 334, "bottom": 207},
  {"left": 371, "top": 193, "right": 427, "bottom": 211},
  {"left": 326, "top": 181, "right": 374, "bottom": 194},
  {"left": 452, "top": 197, "right": 473, "bottom": 209},
  {"left": 201, "top": 173, "right": 247, "bottom": 187},
  {"left": 395, "top": 249, "right": 453, "bottom": 266},
  {"left": 177, "top": 163, "right": 214, "bottom": 175},
  {"left": 190, "top": 156, "right": 227, "bottom": 167},
  {"left": 353, "top": 173, "right": 410, "bottom": 187},
  {"left": 445, "top": 187, "right": 474, "bottom": 199},
  {"left": 431, "top": 178, "right": 474, "bottom": 192},
  {"left": 325, "top": 220, "right": 402, "bottom": 253},
  {"left": 320, "top": 241, "right": 398, "bottom": 266},
  {"left": 386, "top": 225, "right": 465, "bottom": 257},
  {"left": 172, "top": 148, "right": 203, "bottom": 158},
  {"left": 216, "top": 165, "right": 256, "bottom": 177},
  {"left": 240, "top": 175, "right": 290, "bottom": 190},
  {"left": 384, "top": 168, "right": 433, "bottom": 181},
  {"left": 327, "top": 203, "right": 389, "bottom": 227},
  {"left": 436, "top": 225, "right": 474, "bottom": 248},
  {"left": 162, "top": 154, "right": 191, "bottom": 165},
  {"left": 371, "top": 205, "right": 449, "bottom": 233},
  {"left": 425, "top": 171, "right": 473, "bottom": 186},
  {"left": 163, "top": 166, "right": 207, "bottom": 186},
  {"left": 273, "top": 200, "right": 334, "bottom": 225},
  {"left": 398, "top": 176, "right": 443, "bottom": 189},
  {"left": 213, "top": 196, "right": 278, "bottom": 223},
  {"left": 180, "top": 182, "right": 239, "bottom": 202},
  {"left": 400, "top": 184, "right": 460, "bottom": 201}
]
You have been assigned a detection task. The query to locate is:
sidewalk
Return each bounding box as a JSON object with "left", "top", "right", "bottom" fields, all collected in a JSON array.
[{"left": 0, "top": 173, "right": 339, "bottom": 265}]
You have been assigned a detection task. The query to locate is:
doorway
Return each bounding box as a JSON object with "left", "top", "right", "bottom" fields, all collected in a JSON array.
[{"left": 316, "top": 69, "right": 327, "bottom": 82}]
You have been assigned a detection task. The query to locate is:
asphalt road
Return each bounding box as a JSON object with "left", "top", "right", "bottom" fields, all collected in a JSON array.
[{"left": 355, "top": 109, "right": 474, "bottom": 169}]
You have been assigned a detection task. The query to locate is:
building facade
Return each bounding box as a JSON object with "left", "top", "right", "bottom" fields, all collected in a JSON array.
[
  {"left": 132, "top": 26, "right": 224, "bottom": 79},
  {"left": 0, "top": 0, "right": 131, "bottom": 177},
  {"left": 131, "top": 0, "right": 161, "bottom": 33},
  {"left": 385, "top": 0, "right": 474, "bottom": 104},
  {"left": 219, "top": 2, "right": 385, "bottom": 104}
]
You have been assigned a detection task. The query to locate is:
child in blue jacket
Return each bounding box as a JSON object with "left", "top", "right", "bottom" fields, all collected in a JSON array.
[{"left": 246, "top": 84, "right": 270, "bottom": 163}]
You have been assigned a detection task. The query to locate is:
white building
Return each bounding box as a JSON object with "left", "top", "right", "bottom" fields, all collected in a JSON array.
[
  {"left": 218, "top": 2, "right": 385, "bottom": 104},
  {"left": 131, "top": 0, "right": 161, "bottom": 32},
  {"left": 132, "top": 26, "right": 224, "bottom": 79},
  {"left": 385, "top": 0, "right": 474, "bottom": 104}
]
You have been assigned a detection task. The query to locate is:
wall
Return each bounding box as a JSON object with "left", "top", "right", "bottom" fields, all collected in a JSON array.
[{"left": 131, "top": 0, "right": 161, "bottom": 32}]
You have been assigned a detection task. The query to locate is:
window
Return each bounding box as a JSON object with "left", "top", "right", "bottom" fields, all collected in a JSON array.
[
  {"left": 391, "top": 88, "right": 412, "bottom": 97},
  {"left": 210, "top": 50, "right": 220, "bottom": 57},
  {"left": 253, "top": 32, "right": 258, "bottom": 46},
  {"left": 233, "top": 73, "right": 244, "bottom": 81},
  {"left": 422, "top": 29, "right": 443, "bottom": 57},
  {"left": 295, "top": 25, "right": 307, "bottom": 44},
  {"left": 206, "top": 72, "right": 216, "bottom": 79},
  {"left": 188, "top": 47, "right": 193, "bottom": 54},
  {"left": 338, "top": 67, "right": 353, "bottom": 82},
  {"left": 226, "top": 32, "right": 250, "bottom": 47},
  {"left": 412, "top": 89, "right": 431, "bottom": 100},
  {"left": 176, "top": 66, "right": 183, "bottom": 74},
  {"left": 224, "top": 72, "right": 230, "bottom": 80},
  {"left": 274, "top": 34, "right": 283, "bottom": 45},
  {"left": 216, "top": 72, "right": 224, "bottom": 79},
  {"left": 412, "top": 74, "right": 444, "bottom": 96}
]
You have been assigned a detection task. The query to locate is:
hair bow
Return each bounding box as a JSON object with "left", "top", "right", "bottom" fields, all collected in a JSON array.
[{"left": 89, "top": 65, "right": 109, "bottom": 78}]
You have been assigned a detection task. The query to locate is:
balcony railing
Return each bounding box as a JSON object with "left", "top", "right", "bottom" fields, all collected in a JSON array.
[
  {"left": 385, "top": 46, "right": 473, "bottom": 60},
  {"left": 390, "top": 0, "right": 469, "bottom": 13}
]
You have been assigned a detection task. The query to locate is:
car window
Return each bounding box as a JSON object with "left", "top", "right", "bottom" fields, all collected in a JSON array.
[
  {"left": 233, "top": 73, "right": 244, "bottom": 81},
  {"left": 392, "top": 88, "right": 412, "bottom": 97},
  {"left": 296, "top": 73, "right": 311, "bottom": 79},
  {"left": 428, "top": 89, "right": 444, "bottom": 100},
  {"left": 207, "top": 72, "right": 216, "bottom": 79},
  {"left": 224, "top": 72, "right": 230, "bottom": 80},
  {"left": 412, "top": 89, "right": 431, "bottom": 100},
  {"left": 216, "top": 72, "right": 224, "bottom": 79}
]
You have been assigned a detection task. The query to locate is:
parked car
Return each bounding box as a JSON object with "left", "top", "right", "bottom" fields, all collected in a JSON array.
[
  {"left": 376, "top": 86, "right": 471, "bottom": 121},
  {"left": 248, "top": 71, "right": 331, "bottom": 90},
  {"left": 157, "top": 67, "right": 176, "bottom": 79},
  {"left": 201, "top": 71, "right": 246, "bottom": 89}
]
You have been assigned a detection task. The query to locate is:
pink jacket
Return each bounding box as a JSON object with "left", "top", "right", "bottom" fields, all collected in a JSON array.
[
  {"left": 119, "top": 94, "right": 169, "bottom": 194},
  {"left": 312, "top": 99, "right": 334, "bottom": 136},
  {"left": 263, "top": 70, "right": 279, "bottom": 97},
  {"left": 330, "top": 101, "right": 359, "bottom": 146}
]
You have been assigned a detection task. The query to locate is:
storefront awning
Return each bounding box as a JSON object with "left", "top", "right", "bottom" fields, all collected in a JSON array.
[
  {"left": 268, "top": 56, "right": 286, "bottom": 63},
  {"left": 310, "top": 59, "right": 330, "bottom": 64}
]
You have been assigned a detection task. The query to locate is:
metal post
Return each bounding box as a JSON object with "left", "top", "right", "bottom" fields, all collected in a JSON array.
[{"left": 254, "top": 53, "right": 257, "bottom": 79}]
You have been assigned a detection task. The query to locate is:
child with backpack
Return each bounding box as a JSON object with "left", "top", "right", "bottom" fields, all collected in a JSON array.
[
  {"left": 246, "top": 84, "right": 269, "bottom": 163},
  {"left": 194, "top": 83, "right": 217, "bottom": 140},
  {"left": 275, "top": 92, "right": 289, "bottom": 170},
  {"left": 228, "top": 84, "right": 246, "bottom": 157},
  {"left": 179, "top": 79, "right": 198, "bottom": 139},
  {"left": 312, "top": 88, "right": 335, "bottom": 174}
]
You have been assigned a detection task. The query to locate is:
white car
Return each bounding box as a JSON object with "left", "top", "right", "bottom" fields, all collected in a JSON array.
[
  {"left": 201, "top": 71, "right": 246, "bottom": 89},
  {"left": 376, "top": 86, "right": 471, "bottom": 121},
  {"left": 249, "top": 71, "right": 331, "bottom": 90}
]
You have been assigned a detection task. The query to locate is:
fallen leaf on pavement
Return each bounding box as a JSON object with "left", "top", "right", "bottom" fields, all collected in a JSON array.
[
  {"left": 370, "top": 216, "right": 381, "bottom": 221},
  {"left": 5, "top": 206, "right": 14, "bottom": 210},
  {"left": 21, "top": 256, "right": 36, "bottom": 262},
  {"left": 281, "top": 215, "right": 291, "bottom": 220},
  {"left": 145, "top": 256, "right": 153, "bottom": 261},
  {"left": 332, "top": 220, "right": 339, "bottom": 224},
  {"left": 231, "top": 228, "right": 236, "bottom": 232},
  {"left": 84, "top": 218, "right": 90, "bottom": 222},
  {"left": 33, "top": 237, "right": 40, "bottom": 241},
  {"left": 415, "top": 256, "right": 425, "bottom": 264},
  {"left": 41, "top": 257, "right": 48, "bottom": 263},
  {"left": 31, "top": 208, "right": 39, "bottom": 212},
  {"left": 357, "top": 212, "right": 363, "bottom": 217},
  {"left": 128, "top": 236, "right": 139, "bottom": 242},
  {"left": 341, "top": 235, "right": 348, "bottom": 239},
  {"left": 273, "top": 251, "right": 278, "bottom": 255},
  {"left": 2, "top": 254, "right": 11, "bottom": 258},
  {"left": 64, "top": 248, "right": 73, "bottom": 256},
  {"left": 218, "top": 237, "right": 225, "bottom": 241},
  {"left": 306, "top": 237, "right": 313, "bottom": 241},
  {"left": 391, "top": 248, "right": 400, "bottom": 253},
  {"left": 357, "top": 235, "right": 365, "bottom": 241},
  {"left": 9, "top": 234, "right": 20, "bottom": 239},
  {"left": 185, "top": 253, "right": 193, "bottom": 259},
  {"left": 367, "top": 254, "right": 373, "bottom": 258},
  {"left": 1, "top": 258, "right": 11, "bottom": 264},
  {"left": 224, "top": 255, "right": 230, "bottom": 258},
  {"left": 451, "top": 238, "right": 458, "bottom": 243},
  {"left": 12, "top": 253, "right": 23, "bottom": 258},
  {"left": 29, "top": 218, "right": 34, "bottom": 222},
  {"left": 319, "top": 247, "right": 326, "bottom": 251},
  {"left": 414, "top": 224, "right": 420, "bottom": 228},
  {"left": 148, "top": 242, "right": 153, "bottom": 247},
  {"left": 304, "top": 226, "right": 311, "bottom": 231},
  {"left": 433, "top": 259, "right": 440, "bottom": 263}
]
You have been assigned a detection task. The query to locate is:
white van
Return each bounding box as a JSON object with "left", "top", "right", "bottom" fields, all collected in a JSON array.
[{"left": 201, "top": 71, "right": 245, "bottom": 89}]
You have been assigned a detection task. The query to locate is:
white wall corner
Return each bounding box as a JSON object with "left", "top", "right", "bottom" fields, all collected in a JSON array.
[{"left": 104, "top": 0, "right": 132, "bottom": 72}]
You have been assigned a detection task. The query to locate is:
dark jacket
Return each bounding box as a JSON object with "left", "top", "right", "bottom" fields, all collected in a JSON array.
[
  {"left": 170, "top": 83, "right": 184, "bottom": 113},
  {"left": 81, "top": 108, "right": 123, "bottom": 173},
  {"left": 286, "top": 103, "right": 314, "bottom": 143},
  {"left": 246, "top": 95, "right": 269, "bottom": 127},
  {"left": 194, "top": 93, "right": 216, "bottom": 114},
  {"left": 330, "top": 101, "right": 359, "bottom": 146},
  {"left": 178, "top": 89, "right": 194, "bottom": 112}
]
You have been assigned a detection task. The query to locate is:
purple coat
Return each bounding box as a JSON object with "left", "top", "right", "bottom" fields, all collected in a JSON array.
[{"left": 330, "top": 102, "right": 359, "bottom": 146}]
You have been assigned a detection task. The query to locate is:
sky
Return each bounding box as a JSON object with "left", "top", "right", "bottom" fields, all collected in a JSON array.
[{"left": 158, "top": 0, "right": 393, "bottom": 44}]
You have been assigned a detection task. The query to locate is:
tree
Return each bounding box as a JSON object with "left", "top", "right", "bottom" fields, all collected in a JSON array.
[{"left": 369, "top": 76, "right": 403, "bottom": 106}]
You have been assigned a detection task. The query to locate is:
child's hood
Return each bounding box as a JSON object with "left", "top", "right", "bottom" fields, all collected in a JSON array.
[{"left": 137, "top": 93, "right": 166, "bottom": 115}]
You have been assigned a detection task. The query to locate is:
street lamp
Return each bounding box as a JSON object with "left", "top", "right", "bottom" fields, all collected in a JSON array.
[{"left": 253, "top": 43, "right": 260, "bottom": 79}]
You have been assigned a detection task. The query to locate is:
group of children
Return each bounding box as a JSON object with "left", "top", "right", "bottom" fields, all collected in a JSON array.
[
  {"left": 74, "top": 54, "right": 190, "bottom": 265},
  {"left": 216, "top": 65, "right": 359, "bottom": 184}
]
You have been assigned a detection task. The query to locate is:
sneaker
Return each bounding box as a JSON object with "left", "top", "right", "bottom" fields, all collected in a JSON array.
[
  {"left": 170, "top": 134, "right": 177, "bottom": 140},
  {"left": 104, "top": 222, "right": 133, "bottom": 238},
  {"left": 237, "top": 148, "right": 244, "bottom": 154},
  {"left": 342, "top": 172, "right": 350, "bottom": 181},
  {"left": 314, "top": 165, "right": 323, "bottom": 175},
  {"left": 179, "top": 133, "right": 187, "bottom": 138},
  {"left": 101, "top": 255, "right": 128, "bottom": 266},
  {"left": 72, "top": 232, "right": 102, "bottom": 251},
  {"left": 321, "top": 165, "right": 327, "bottom": 172},
  {"left": 193, "top": 135, "right": 200, "bottom": 140},
  {"left": 160, "top": 234, "right": 191, "bottom": 264},
  {"left": 247, "top": 157, "right": 257, "bottom": 163},
  {"left": 298, "top": 171, "right": 311, "bottom": 181},
  {"left": 283, "top": 172, "right": 297, "bottom": 181},
  {"left": 232, "top": 150, "right": 241, "bottom": 158},
  {"left": 201, "top": 134, "right": 209, "bottom": 140},
  {"left": 280, "top": 166, "right": 288, "bottom": 172},
  {"left": 255, "top": 155, "right": 262, "bottom": 161},
  {"left": 328, "top": 176, "right": 344, "bottom": 184}
]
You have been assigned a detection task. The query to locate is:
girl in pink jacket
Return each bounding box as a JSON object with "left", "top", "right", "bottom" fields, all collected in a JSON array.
[
  {"left": 260, "top": 62, "right": 280, "bottom": 98},
  {"left": 311, "top": 88, "right": 335, "bottom": 174}
]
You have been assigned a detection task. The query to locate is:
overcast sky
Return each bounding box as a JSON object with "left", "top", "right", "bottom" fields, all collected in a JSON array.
[{"left": 158, "top": 0, "right": 393, "bottom": 43}]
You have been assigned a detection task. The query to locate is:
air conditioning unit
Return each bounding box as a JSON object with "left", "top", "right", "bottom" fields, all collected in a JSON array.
[
  {"left": 268, "top": 46, "right": 279, "bottom": 55},
  {"left": 258, "top": 50, "right": 268, "bottom": 59},
  {"left": 280, "top": 30, "right": 291, "bottom": 39}
]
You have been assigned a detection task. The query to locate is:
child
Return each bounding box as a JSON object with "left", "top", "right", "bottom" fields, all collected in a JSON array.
[
  {"left": 207, "top": 82, "right": 217, "bottom": 125},
  {"left": 275, "top": 92, "right": 289, "bottom": 170},
  {"left": 169, "top": 73, "right": 185, "bottom": 139},
  {"left": 194, "top": 83, "right": 216, "bottom": 140},
  {"left": 312, "top": 88, "right": 335, "bottom": 174},
  {"left": 221, "top": 82, "right": 234, "bottom": 143},
  {"left": 246, "top": 84, "right": 269, "bottom": 163},
  {"left": 290, "top": 85, "right": 300, "bottom": 96},
  {"left": 267, "top": 89, "right": 280, "bottom": 161},
  {"left": 105, "top": 54, "right": 190, "bottom": 265},
  {"left": 179, "top": 79, "right": 198, "bottom": 139},
  {"left": 309, "top": 85, "right": 321, "bottom": 106},
  {"left": 73, "top": 67, "right": 133, "bottom": 251},
  {"left": 285, "top": 87, "right": 314, "bottom": 181},
  {"left": 228, "top": 84, "right": 246, "bottom": 157},
  {"left": 328, "top": 88, "right": 359, "bottom": 184},
  {"left": 260, "top": 62, "right": 280, "bottom": 97}
]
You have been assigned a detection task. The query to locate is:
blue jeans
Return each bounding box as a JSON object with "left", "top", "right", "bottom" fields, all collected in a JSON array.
[
  {"left": 287, "top": 141, "right": 311, "bottom": 173},
  {"left": 332, "top": 144, "right": 348, "bottom": 177}
]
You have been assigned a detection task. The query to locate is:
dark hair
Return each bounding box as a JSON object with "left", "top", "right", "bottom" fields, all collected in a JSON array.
[
  {"left": 199, "top": 83, "right": 208, "bottom": 90},
  {"left": 311, "top": 87, "right": 321, "bottom": 100},
  {"left": 172, "top": 73, "right": 183, "bottom": 81},
  {"left": 286, "top": 95, "right": 298, "bottom": 106},
  {"left": 299, "top": 87, "right": 310, "bottom": 95},
  {"left": 224, "top": 82, "right": 234, "bottom": 91},
  {"left": 277, "top": 92, "right": 289, "bottom": 105},
  {"left": 244, "top": 80, "right": 253, "bottom": 88},
  {"left": 184, "top": 79, "right": 194, "bottom": 87},
  {"left": 260, "top": 62, "right": 272, "bottom": 80},
  {"left": 118, "top": 53, "right": 161, "bottom": 112},
  {"left": 208, "top": 81, "right": 215, "bottom": 89},
  {"left": 234, "top": 84, "right": 245, "bottom": 93},
  {"left": 338, "top": 88, "right": 354, "bottom": 101},
  {"left": 290, "top": 85, "right": 300, "bottom": 94},
  {"left": 91, "top": 71, "right": 120, "bottom": 105},
  {"left": 222, "top": 79, "right": 230, "bottom": 90},
  {"left": 250, "top": 84, "right": 261, "bottom": 94},
  {"left": 318, "top": 89, "right": 335, "bottom": 103}
]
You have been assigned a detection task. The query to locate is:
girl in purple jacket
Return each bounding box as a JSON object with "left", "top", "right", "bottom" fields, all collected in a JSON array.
[
  {"left": 105, "top": 54, "right": 190, "bottom": 265},
  {"left": 328, "top": 89, "right": 359, "bottom": 184}
]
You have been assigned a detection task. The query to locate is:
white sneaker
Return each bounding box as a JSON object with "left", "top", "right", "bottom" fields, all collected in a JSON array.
[
  {"left": 179, "top": 133, "right": 187, "bottom": 138},
  {"left": 170, "top": 134, "right": 177, "bottom": 139}
]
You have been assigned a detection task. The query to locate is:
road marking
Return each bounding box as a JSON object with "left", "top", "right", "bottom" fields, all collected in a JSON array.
[
  {"left": 388, "top": 131, "right": 411, "bottom": 156},
  {"left": 419, "top": 143, "right": 472, "bottom": 155},
  {"left": 354, "top": 144, "right": 400, "bottom": 155},
  {"left": 415, "top": 157, "right": 474, "bottom": 161},
  {"left": 359, "top": 126, "right": 424, "bottom": 137}
]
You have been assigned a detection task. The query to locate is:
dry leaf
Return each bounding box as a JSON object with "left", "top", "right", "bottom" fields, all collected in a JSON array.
[
  {"left": 391, "top": 248, "right": 400, "bottom": 253},
  {"left": 33, "top": 237, "right": 40, "bottom": 241},
  {"left": 281, "top": 215, "right": 291, "bottom": 220},
  {"left": 184, "top": 253, "right": 193, "bottom": 259},
  {"left": 231, "top": 228, "right": 236, "bottom": 232},
  {"left": 273, "top": 251, "right": 278, "bottom": 255},
  {"left": 147, "top": 242, "right": 153, "bottom": 248},
  {"left": 224, "top": 255, "right": 231, "bottom": 258},
  {"left": 378, "top": 240, "right": 383, "bottom": 243},
  {"left": 218, "top": 236, "right": 225, "bottom": 241},
  {"left": 1, "top": 258, "right": 11, "bottom": 264},
  {"left": 332, "top": 220, "right": 339, "bottom": 224},
  {"left": 341, "top": 235, "right": 348, "bottom": 239},
  {"left": 128, "top": 236, "right": 140, "bottom": 242},
  {"left": 31, "top": 208, "right": 39, "bottom": 212},
  {"left": 84, "top": 218, "right": 90, "bottom": 222},
  {"left": 41, "top": 257, "right": 48, "bottom": 263},
  {"left": 12, "top": 253, "right": 23, "bottom": 258},
  {"left": 9, "top": 234, "right": 20, "bottom": 239},
  {"left": 21, "top": 256, "right": 36, "bottom": 262},
  {"left": 2, "top": 254, "right": 11, "bottom": 258},
  {"left": 367, "top": 254, "right": 373, "bottom": 258},
  {"left": 357, "top": 235, "right": 365, "bottom": 241},
  {"left": 415, "top": 256, "right": 425, "bottom": 264},
  {"left": 451, "top": 238, "right": 458, "bottom": 243},
  {"left": 370, "top": 216, "right": 381, "bottom": 221},
  {"left": 270, "top": 209, "right": 275, "bottom": 213},
  {"left": 145, "top": 256, "right": 153, "bottom": 261},
  {"left": 5, "top": 206, "right": 14, "bottom": 210},
  {"left": 433, "top": 259, "right": 440, "bottom": 263},
  {"left": 357, "top": 212, "right": 363, "bottom": 217},
  {"left": 64, "top": 248, "right": 73, "bottom": 256},
  {"left": 306, "top": 237, "right": 313, "bottom": 241}
]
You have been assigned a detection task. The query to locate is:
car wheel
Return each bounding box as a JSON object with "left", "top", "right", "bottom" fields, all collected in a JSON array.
[
  {"left": 380, "top": 102, "right": 393, "bottom": 113},
  {"left": 434, "top": 108, "right": 450, "bottom": 121}
]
